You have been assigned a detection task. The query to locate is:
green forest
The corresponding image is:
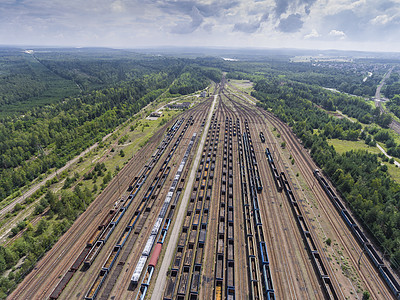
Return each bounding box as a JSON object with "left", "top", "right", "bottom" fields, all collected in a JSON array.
[
  {"left": 1, "top": 47, "right": 400, "bottom": 297},
  {"left": 251, "top": 75, "right": 400, "bottom": 269},
  {"left": 0, "top": 48, "right": 221, "bottom": 297},
  {"left": 0, "top": 50, "right": 219, "bottom": 203}
]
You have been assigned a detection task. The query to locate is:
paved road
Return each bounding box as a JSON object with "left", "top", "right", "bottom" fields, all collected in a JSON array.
[{"left": 150, "top": 94, "right": 217, "bottom": 300}]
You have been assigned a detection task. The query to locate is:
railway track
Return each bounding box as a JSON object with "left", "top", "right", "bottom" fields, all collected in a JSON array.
[
  {"left": 228, "top": 86, "right": 351, "bottom": 299},
  {"left": 13, "top": 78, "right": 400, "bottom": 300},
  {"left": 261, "top": 109, "right": 396, "bottom": 299},
  {"left": 260, "top": 134, "right": 323, "bottom": 298},
  {"left": 54, "top": 116, "right": 189, "bottom": 300},
  {"left": 199, "top": 96, "right": 225, "bottom": 299},
  {"left": 215, "top": 90, "right": 276, "bottom": 299},
  {"left": 90, "top": 102, "right": 213, "bottom": 300},
  {"left": 212, "top": 111, "right": 235, "bottom": 299},
  {"left": 222, "top": 83, "right": 321, "bottom": 299},
  {"left": 11, "top": 99, "right": 210, "bottom": 300},
  {"left": 227, "top": 82, "right": 399, "bottom": 299},
  {"left": 9, "top": 127, "right": 165, "bottom": 300},
  {"left": 163, "top": 112, "right": 220, "bottom": 299}
]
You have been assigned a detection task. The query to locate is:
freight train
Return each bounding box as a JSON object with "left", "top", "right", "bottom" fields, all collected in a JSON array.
[
  {"left": 241, "top": 123, "right": 275, "bottom": 299},
  {"left": 314, "top": 169, "right": 400, "bottom": 299},
  {"left": 265, "top": 148, "right": 338, "bottom": 299},
  {"left": 84, "top": 119, "right": 194, "bottom": 300},
  {"left": 49, "top": 118, "right": 187, "bottom": 300},
  {"left": 131, "top": 133, "right": 197, "bottom": 299}
]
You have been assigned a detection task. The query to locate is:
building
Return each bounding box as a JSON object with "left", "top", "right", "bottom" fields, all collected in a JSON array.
[
  {"left": 167, "top": 102, "right": 191, "bottom": 110},
  {"left": 149, "top": 111, "right": 162, "bottom": 118}
]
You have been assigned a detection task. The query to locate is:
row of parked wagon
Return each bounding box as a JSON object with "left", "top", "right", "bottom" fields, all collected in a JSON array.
[
  {"left": 266, "top": 147, "right": 339, "bottom": 299},
  {"left": 132, "top": 132, "right": 197, "bottom": 300},
  {"left": 83, "top": 117, "right": 192, "bottom": 300},
  {"left": 164, "top": 114, "right": 219, "bottom": 299},
  {"left": 214, "top": 116, "right": 235, "bottom": 300},
  {"left": 241, "top": 124, "right": 275, "bottom": 300},
  {"left": 314, "top": 169, "right": 400, "bottom": 299},
  {"left": 49, "top": 117, "right": 187, "bottom": 300}
]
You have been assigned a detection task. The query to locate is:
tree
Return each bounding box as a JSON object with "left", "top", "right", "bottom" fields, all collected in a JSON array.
[
  {"left": 46, "top": 191, "right": 57, "bottom": 214},
  {"left": 13, "top": 203, "right": 23, "bottom": 213},
  {"left": 36, "top": 219, "right": 48, "bottom": 236},
  {"left": 103, "top": 171, "right": 112, "bottom": 185},
  {"left": 0, "top": 253, "right": 6, "bottom": 273},
  {"left": 362, "top": 290, "right": 370, "bottom": 299}
]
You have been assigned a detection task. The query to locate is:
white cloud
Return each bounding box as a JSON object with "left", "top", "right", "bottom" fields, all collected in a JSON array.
[
  {"left": 329, "top": 29, "right": 346, "bottom": 39},
  {"left": 0, "top": 0, "right": 399, "bottom": 51},
  {"left": 323, "top": 0, "right": 366, "bottom": 15},
  {"left": 111, "top": 0, "right": 125, "bottom": 13},
  {"left": 304, "top": 29, "right": 319, "bottom": 39},
  {"left": 370, "top": 14, "right": 394, "bottom": 25}
]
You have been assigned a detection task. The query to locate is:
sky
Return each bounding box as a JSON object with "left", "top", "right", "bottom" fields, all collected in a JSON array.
[{"left": 1, "top": 0, "right": 400, "bottom": 52}]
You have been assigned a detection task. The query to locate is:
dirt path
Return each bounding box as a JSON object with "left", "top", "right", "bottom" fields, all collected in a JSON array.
[{"left": 0, "top": 132, "right": 113, "bottom": 219}]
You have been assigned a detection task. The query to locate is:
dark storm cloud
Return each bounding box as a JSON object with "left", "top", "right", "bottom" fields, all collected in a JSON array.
[
  {"left": 158, "top": 0, "right": 239, "bottom": 18},
  {"left": 157, "top": 0, "right": 240, "bottom": 34},
  {"left": 277, "top": 13, "right": 303, "bottom": 32},
  {"left": 171, "top": 6, "right": 203, "bottom": 34},
  {"left": 274, "top": 0, "right": 317, "bottom": 17},
  {"left": 233, "top": 13, "right": 269, "bottom": 33},
  {"left": 233, "top": 22, "right": 261, "bottom": 33},
  {"left": 378, "top": 1, "right": 397, "bottom": 11},
  {"left": 274, "top": 0, "right": 289, "bottom": 16},
  {"left": 300, "top": 0, "right": 317, "bottom": 15}
]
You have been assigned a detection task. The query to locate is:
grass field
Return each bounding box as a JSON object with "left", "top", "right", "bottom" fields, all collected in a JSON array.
[
  {"left": 328, "top": 139, "right": 381, "bottom": 155},
  {"left": 228, "top": 79, "right": 254, "bottom": 93},
  {"left": 328, "top": 138, "right": 400, "bottom": 181}
]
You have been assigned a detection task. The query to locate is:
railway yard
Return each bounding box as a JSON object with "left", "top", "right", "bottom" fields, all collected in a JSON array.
[{"left": 9, "top": 80, "right": 400, "bottom": 300}]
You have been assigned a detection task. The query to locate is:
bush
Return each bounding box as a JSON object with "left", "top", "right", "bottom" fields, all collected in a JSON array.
[
  {"left": 13, "top": 203, "right": 24, "bottom": 213},
  {"left": 362, "top": 290, "right": 370, "bottom": 299},
  {"left": 34, "top": 204, "right": 45, "bottom": 215}
]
